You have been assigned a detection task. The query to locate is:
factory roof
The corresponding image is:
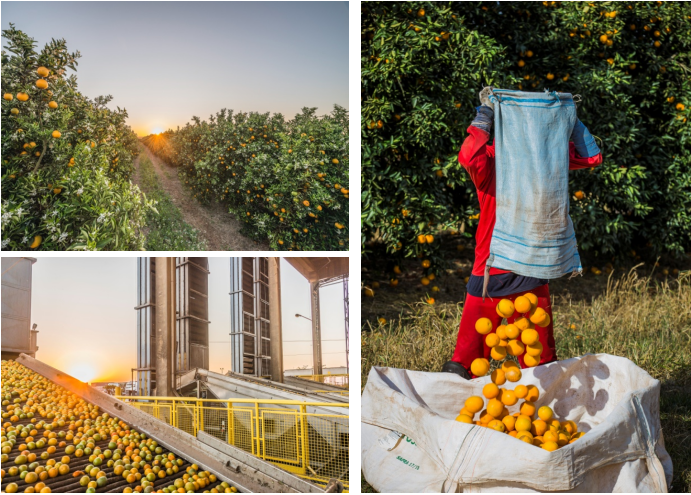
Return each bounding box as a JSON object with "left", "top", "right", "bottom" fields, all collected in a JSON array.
[{"left": 285, "top": 257, "right": 348, "bottom": 283}]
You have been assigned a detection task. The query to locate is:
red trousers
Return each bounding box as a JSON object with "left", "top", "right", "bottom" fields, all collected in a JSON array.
[{"left": 452, "top": 284, "right": 557, "bottom": 375}]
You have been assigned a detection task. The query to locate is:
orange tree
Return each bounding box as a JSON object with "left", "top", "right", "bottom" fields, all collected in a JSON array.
[
  {"left": 142, "top": 106, "right": 349, "bottom": 251},
  {"left": 1, "top": 25, "right": 149, "bottom": 250},
  {"left": 362, "top": 1, "right": 691, "bottom": 272}
]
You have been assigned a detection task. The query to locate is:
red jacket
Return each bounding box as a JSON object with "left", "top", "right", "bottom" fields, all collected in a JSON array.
[{"left": 459, "top": 126, "right": 603, "bottom": 277}]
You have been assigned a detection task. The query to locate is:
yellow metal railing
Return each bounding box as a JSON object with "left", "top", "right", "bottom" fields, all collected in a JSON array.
[
  {"left": 117, "top": 396, "right": 349, "bottom": 490},
  {"left": 297, "top": 374, "right": 349, "bottom": 388}
]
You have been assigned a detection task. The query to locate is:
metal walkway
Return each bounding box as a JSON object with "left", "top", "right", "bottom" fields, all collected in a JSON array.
[{"left": 129, "top": 368, "right": 350, "bottom": 489}]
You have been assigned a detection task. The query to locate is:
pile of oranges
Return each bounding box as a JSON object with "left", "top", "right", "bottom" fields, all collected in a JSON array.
[
  {"left": 454, "top": 296, "right": 586, "bottom": 451},
  {"left": 470, "top": 293, "right": 550, "bottom": 375},
  {"left": 1, "top": 360, "right": 238, "bottom": 493}
]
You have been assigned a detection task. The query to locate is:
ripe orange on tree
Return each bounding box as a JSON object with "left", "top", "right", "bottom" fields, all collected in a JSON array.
[
  {"left": 362, "top": 1, "right": 691, "bottom": 266},
  {"left": 1, "top": 28, "right": 150, "bottom": 251},
  {"left": 141, "top": 104, "right": 348, "bottom": 251}
]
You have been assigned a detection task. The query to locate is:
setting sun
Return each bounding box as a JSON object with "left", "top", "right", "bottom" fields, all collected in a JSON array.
[
  {"left": 68, "top": 363, "right": 97, "bottom": 383},
  {"left": 151, "top": 127, "right": 164, "bottom": 135}
]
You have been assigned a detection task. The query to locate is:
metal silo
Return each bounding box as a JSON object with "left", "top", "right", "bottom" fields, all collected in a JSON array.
[{"left": 1, "top": 257, "right": 38, "bottom": 360}]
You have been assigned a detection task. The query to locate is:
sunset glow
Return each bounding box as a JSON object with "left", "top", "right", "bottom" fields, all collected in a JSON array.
[
  {"left": 2, "top": 3, "right": 347, "bottom": 137},
  {"left": 27, "top": 259, "right": 346, "bottom": 382},
  {"left": 68, "top": 363, "right": 97, "bottom": 384}
]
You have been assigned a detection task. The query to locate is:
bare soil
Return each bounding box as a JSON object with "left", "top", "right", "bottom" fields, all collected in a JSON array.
[{"left": 133, "top": 147, "right": 267, "bottom": 251}]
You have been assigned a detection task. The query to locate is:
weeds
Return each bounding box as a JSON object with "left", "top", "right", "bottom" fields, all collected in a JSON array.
[{"left": 138, "top": 152, "right": 207, "bottom": 251}]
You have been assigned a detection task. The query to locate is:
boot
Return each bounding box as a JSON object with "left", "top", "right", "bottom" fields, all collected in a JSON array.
[{"left": 441, "top": 361, "right": 471, "bottom": 380}]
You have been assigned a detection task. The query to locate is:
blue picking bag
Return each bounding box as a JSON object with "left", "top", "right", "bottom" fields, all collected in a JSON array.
[{"left": 487, "top": 89, "right": 581, "bottom": 280}]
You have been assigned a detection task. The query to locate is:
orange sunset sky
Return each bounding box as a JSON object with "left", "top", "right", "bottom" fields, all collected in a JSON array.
[
  {"left": 25, "top": 257, "right": 348, "bottom": 383},
  {"left": 1, "top": 2, "right": 349, "bottom": 136}
]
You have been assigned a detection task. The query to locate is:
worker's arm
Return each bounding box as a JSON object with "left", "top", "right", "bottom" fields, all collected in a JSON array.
[
  {"left": 568, "top": 142, "right": 603, "bottom": 169},
  {"left": 458, "top": 106, "right": 493, "bottom": 187},
  {"left": 569, "top": 120, "right": 602, "bottom": 169}
]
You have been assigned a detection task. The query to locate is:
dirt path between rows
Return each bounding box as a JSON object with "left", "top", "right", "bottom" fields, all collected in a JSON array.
[{"left": 133, "top": 146, "right": 267, "bottom": 251}]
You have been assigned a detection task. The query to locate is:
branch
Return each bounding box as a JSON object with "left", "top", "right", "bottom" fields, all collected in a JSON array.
[{"left": 32, "top": 141, "right": 48, "bottom": 173}]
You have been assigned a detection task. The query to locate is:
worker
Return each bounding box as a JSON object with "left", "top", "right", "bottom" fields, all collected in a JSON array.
[{"left": 442, "top": 88, "right": 602, "bottom": 379}]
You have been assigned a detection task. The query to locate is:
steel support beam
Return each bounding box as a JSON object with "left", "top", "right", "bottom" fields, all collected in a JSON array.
[
  {"left": 135, "top": 257, "right": 155, "bottom": 396},
  {"left": 155, "top": 257, "right": 176, "bottom": 397},
  {"left": 268, "top": 258, "right": 283, "bottom": 382},
  {"left": 197, "top": 432, "right": 327, "bottom": 493},
  {"left": 229, "top": 257, "right": 244, "bottom": 374},
  {"left": 310, "top": 281, "right": 322, "bottom": 375},
  {"left": 343, "top": 277, "right": 349, "bottom": 373}
]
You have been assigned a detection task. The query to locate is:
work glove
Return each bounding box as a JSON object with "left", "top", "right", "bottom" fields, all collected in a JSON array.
[
  {"left": 471, "top": 105, "right": 494, "bottom": 133},
  {"left": 479, "top": 86, "right": 494, "bottom": 110},
  {"left": 570, "top": 119, "right": 600, "bottom": 158}
]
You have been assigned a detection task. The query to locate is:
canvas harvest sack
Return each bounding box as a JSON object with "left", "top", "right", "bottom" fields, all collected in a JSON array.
[
  {"left": 362, "top": 354, "right": 673, "bottom": 493},
  {"left": 486, "top": 89, "right": 582, "bottom": 281}
]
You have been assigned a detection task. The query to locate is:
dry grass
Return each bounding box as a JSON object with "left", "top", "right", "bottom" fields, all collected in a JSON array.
[{"left": 361, "top": 270, "right": 691, "bottom": 492}]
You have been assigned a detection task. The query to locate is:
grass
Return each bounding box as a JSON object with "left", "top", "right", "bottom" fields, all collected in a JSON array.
[
  {"left": 138, "top": 153, "right": 207, "bottom": 251},
  {"left": 361, "top": 270, "right": 691, "bottom": 492}
]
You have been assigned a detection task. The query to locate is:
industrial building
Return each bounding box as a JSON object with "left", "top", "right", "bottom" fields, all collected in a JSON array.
[
  {"left": 132, "top": 257, "right": 349, "bottom": 392},
  {"left": 132, "top": 257, "right": 349, "bottom": 488},
  {"left": 1, "top": 256, "right": 349, "bottom": 492},
  {"left": 1, "top": 257, "right": 39, "bottom": 360}
]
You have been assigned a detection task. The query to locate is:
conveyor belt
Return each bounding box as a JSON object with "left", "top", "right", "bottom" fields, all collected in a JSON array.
[
  {"left": 2, "top": 417, "right": 227, "bottom": 493},
  {"left": 177, "top": 369, "right": 349, "bottom": 412},
  {"left": 283, "top": 376, "right": 347, "bottom": 394},
  {"left": 219, "top": 371, "right": 347, "bottom": 402},
  {"left": 2, "top": 354, "right": 331, "bottom": 493}
]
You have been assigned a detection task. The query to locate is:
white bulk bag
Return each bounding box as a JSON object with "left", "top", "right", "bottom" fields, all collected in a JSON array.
[{"left": 361, "top": 354, "right": 672, "bottom": 493}]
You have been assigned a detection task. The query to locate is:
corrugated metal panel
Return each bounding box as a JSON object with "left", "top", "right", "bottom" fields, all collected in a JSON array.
[
  {"left": 343, "top": 277, "right": 349, "bottom": 372},
  {"left": 284, "top": 258, "right": 348, "bottom": 283},
  {"left": 1, "top": 257, "right": 34, "bottom": 355},
  {"left": 135, "top": 257, "right": 155, "bottom": 396},
  {"left": 176, "top": 257, "right": 210, "bottom": 373},
  {"left": 230, "top": 258, "right": 271, "bottom": 376},
  {"left": 256, "top": 257, "right": 271, "bottom": 377},
  {"left": 230, "top": 257, "right": 244, "bottom": 374}
]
